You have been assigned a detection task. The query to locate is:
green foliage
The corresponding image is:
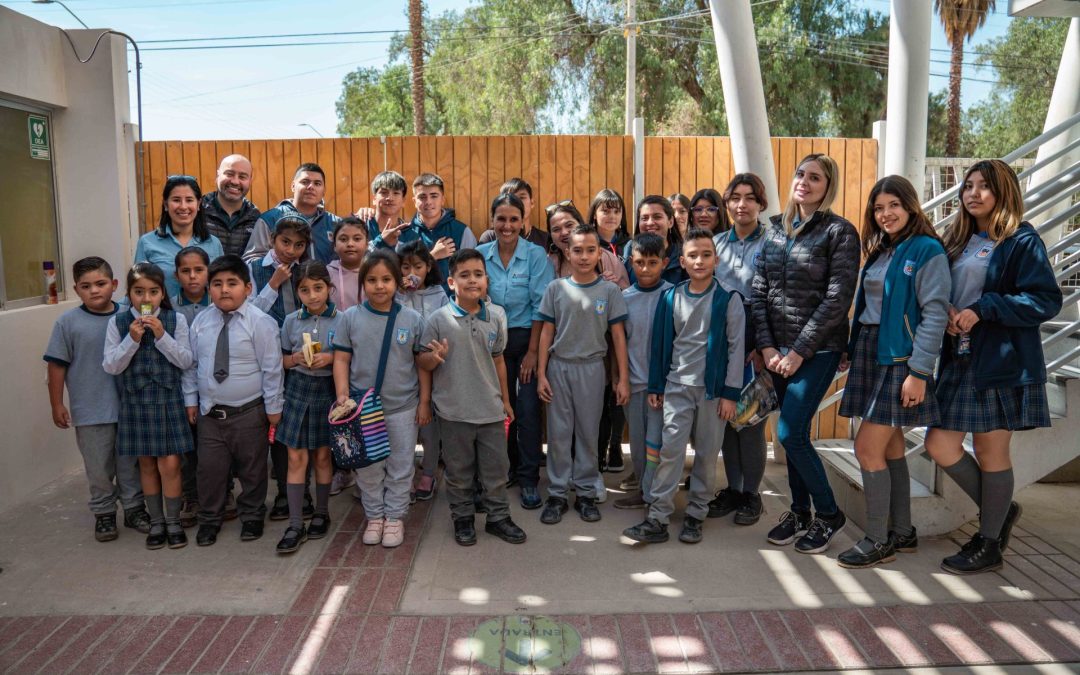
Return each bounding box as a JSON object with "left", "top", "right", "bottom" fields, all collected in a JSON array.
[
  {"left": 337, "top": 0, "right": 892, "bottom": 138},
  {"left": 961, "top": 17, "right": 1068, "bottom": 158}
]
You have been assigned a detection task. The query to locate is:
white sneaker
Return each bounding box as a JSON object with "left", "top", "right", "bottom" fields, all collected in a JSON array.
[
  {"left": 329, "top": 470, "right": 355, "bottom": 496},
  {"left": 362, "top": 518, "right": 384, "bottom": 545},
  {"left": 382, "top": 518, "right": 404, "bottom": 548}
]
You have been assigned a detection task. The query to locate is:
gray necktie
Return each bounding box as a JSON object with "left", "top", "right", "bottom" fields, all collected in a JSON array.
[
  {"left": 213, "top": 312, "right": 233, "bottom": 383},
  {"left": 282, "top": 277, "right": 297, "bottom": 315}
]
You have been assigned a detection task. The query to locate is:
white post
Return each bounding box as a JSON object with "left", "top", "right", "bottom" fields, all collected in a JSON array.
[
  {"left": 1031, "top": 17, "right": 1080, "bottom": 246},
  {"left": 708, "top": 0, "right": 781, "bottom": 218},
  {"left": 872, "top": 120, "right": 888, "bottom": 180},
  {"left": 633, "top": 116, "right": 645, "bottom": 208},
  {"left": 625, "top": 0, "right": 637, "bottom": 135},
  {"left": 883, "top": 0, "right": 932, "bottom": 188}
]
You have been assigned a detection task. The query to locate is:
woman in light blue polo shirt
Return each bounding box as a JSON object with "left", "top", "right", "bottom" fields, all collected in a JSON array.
[
  {"left": 477, "top": 193, "right": 555, "bottom": 510},
  {"left": 134, "top": 175, "right": 224, "bottom": 297}
]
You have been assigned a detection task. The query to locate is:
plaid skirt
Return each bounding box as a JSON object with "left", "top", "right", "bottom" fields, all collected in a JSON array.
[
  {"left": 935, "top": 355, "right": 1050, "bottom": 433},
  {"left": 839, "top": 325, "right": 941, "bottom": 428},
  {"left": 277, "top": 371, "right": 337, "bottom": 450},
  {"left": 117, "top": 394, "right": 193, "bottom": 457}
]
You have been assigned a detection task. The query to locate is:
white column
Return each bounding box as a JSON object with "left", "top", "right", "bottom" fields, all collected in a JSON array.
[
  {"left": 708, "top": 0, "right": 781, "bottom": 218},
  {"left": 625, "top": 0, "right": 637, "bottom": 135},
  {"left": 1031, "top": 17, "right": 1080, "bottom": 245},
  {"left": 633, "top": 116, "right": 645, "bottom": 208},
  {"left": 883, "top": 0, "right": 932, "bottom": 188}
]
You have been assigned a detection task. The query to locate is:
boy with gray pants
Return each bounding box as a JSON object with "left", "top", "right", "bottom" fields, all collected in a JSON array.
[
  {"left": 418, "top": 249, "right": 525, "bottom": 546},
  {"left": 624, "top": 229, "right": 744, "bottom": 544}
]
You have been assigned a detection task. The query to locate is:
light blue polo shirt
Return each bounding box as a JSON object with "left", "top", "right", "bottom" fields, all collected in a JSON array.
[
  {"left": 477, "top": 239, "right": 555, "bottom": 330},
  {"left": 714, "top": 223, "right": 765, "bottom": 298},
  {"left": 134, "top": 226, "right": 224, "bottom": 297}
]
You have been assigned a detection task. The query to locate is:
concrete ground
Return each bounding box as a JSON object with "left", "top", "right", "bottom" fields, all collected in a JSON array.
[{"left": 1, "top": 449, "right": 1078, "bottom": 673}]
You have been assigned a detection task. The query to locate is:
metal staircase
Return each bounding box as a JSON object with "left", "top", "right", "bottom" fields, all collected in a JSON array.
[{"left": 815, "top": 110, "right": 1080, "bottom": 536}]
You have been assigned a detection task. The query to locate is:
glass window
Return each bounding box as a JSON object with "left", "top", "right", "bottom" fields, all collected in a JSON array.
[{"left": 0, "top": 101, "right": 61, "bottom": 309}]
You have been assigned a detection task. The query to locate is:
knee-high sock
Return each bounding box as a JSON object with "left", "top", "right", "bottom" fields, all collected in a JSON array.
[
  {"left": 861, "top": 468, "right": 891, "bottom": 544},
  {"left": 145, "top": 492, "right": 164, "bottom": 526},
  {"left": 979, "top": 468, "right": 1014, "bottom": 540},
  {"left": 942, "top": 452, "right": 981, "bottom": 504},
  {"left": 887, "top": 457, "right": 913, "bottom": 536}
]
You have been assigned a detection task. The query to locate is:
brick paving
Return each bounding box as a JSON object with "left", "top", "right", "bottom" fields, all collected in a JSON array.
[{"left": 2, "top": 497, "right": 1079, "bottom": 674}]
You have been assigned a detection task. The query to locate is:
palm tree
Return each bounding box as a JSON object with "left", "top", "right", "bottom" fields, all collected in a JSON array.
[
  {"left": 409, "top": 0, "right": 426, "bottom": 135},
  {"left": 935, "top": 0, "right": 996, "bottom": 157}
]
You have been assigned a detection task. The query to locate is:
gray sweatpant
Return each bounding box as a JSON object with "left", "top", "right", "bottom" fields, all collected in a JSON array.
[
  {"left": 648, "top": 383, "right": 726, "bottom": 524},
  {"left": 354, "top": 407, "right": 416, "bottom": 520},
  {"left": 624, "top": 390, "right": 663, "bottom": 499},
  {"left": 439, "top": 417, "right": 511, "bottom": 521},
  {"left": 545, "top": 358, "right": 605, "bottom": 500},
  {"left": 75, "top": 423, "right": 144, "bottom": 514}
]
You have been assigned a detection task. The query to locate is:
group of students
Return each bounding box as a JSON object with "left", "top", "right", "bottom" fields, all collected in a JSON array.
[{"left": 45, "top": 153, "right": 1060, "bottom": 576}]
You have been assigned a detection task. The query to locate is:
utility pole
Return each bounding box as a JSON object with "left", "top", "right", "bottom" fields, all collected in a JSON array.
[
  {"left": 625, "top": 0, "right": 636, "bottom": 135},
  {"left": 409, "top": 0, "right": 426, "bottom": 135}
]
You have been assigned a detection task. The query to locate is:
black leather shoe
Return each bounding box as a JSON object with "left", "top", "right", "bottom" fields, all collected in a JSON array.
[
  {"left": 240, "top": 520, "right": 264, "bottom": 541},
  {"left": 734, "top": 492, "right": 763, "bottom": 526},
  {"left": 167, "top": 528, "right": 188, "bottom": 549},
  {"left": 942, "top": 535, "right": 1003, "bottom": 575},
  {"left": 269, "top": 494, "right": 289, "bottom": 521},
  {"left": 999, "top": 502, "right": 1023, "bottom": 551},
  {"left": 707, "top": 488, "right": 742, "bottom": 518},
  {"left": 307, "top": 514, "right": 331, "bottom": 539},
  {"left": 485, "top": 518, "right": 526, "bottom": 544},
  {"left": 146, "top": 525, "right": 167, "bottom": 550},
  {"left": 276, "top": 525, "right": 307, "bottom": 554},
  {"left": 838, "top": 537, "right": 896, "bottom": 569},
  {"left": 679, "top": 515, "right": 704, "bottom": 543},
  {"left": 95, "top": 514, "right": 118, "bottom": 542},
  {"left": 574, "top": 497, "right": 601, "bottom": 522},
  {"left": 623, "top": 518, "right": 669, "bottom": 543},
  {"left": 890, "top": 527, "right": 919, "bottom": 553},
  {"left": 196, "top": 525, "right": 219, "bottom": 547},
  {"left": 454, "top": 517, "right": 477, "bottom": 546},
  {"left": 540, "top": 497, "right": 568, "bottom": 525},
  {"left": 123, "top": 507, "right": 152, "bottom": 534}
]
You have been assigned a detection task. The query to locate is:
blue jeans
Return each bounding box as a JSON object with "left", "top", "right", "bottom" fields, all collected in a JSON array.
[
  {"left": 773, "top": 351, "right": 841, "bottom": 516},
  {"left": 504, "top": 327, "right": 543, "bottom": 487}
]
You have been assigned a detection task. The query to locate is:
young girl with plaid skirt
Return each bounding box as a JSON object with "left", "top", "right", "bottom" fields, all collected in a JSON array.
[
  {"left": 837, "top": 176, "right": 952, "bottom": 569},
  {"left": 275, "top": 261, "right": 344, "bottom": 554},
  {"left": 926, "top": 159, "right": 1063, "bottom": 575},
  {"left": 103, "top": 263, "right": 195, "bottom": 550}
]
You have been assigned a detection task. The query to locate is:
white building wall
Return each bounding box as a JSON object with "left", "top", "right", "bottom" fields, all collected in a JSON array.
[{"left": 0, "top": 7, "right": 137, "bottom": 513}]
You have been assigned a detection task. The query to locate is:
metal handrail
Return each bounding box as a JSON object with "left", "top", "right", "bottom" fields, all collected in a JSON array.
[
  {"left": 1039, "top": 201, "right": 1080, "bottom": 242},
  {"left": 1017, "top": 136, "right": 1080, "bottom": 182},
  {"left": 1041, "top": 317, "right": 1080, "bottom": 351}
]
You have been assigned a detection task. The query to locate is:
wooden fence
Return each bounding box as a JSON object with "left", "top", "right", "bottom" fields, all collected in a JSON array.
[{"left": 140, "top": 135, "right": 878, "bottom": 440}]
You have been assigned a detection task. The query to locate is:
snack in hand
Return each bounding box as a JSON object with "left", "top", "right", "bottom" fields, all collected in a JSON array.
[
  {"left": 140, "top": 303, "right": 153, "bottom": 316},
  {"left": 732, "top": 399, "right": 760, "bottom": 426},
  {"left": 329, "top": 398, "right": 357, "bottom": 421},
  {"left": 302, "top": 332, "right": 322, "bottom": 367}
]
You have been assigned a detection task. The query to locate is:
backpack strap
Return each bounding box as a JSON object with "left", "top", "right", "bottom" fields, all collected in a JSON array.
[{"left": 373, "top": 302, "right": 401, "bottom": 394}]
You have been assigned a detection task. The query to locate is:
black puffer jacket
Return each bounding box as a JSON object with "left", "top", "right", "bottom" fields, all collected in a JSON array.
[
  {"left": 751, "top": 211, "right": 860, "bottom": 359},
  {"left": 202, "top": 192, "right": 262, "bottom": 258}
]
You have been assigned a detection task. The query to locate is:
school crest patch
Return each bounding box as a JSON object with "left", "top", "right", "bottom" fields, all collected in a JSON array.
[
  {"left": 487, "top": 330, "right": 497, "bottom": 349},
  {"left": 594, "top": 299, "right": 607, "bottom": 315},
  {"left": 976, "top": 245, "right": 993, "bottom": 259},
  {"left": 903, "top": 260, "right": 916, "bottom": 276},
  {"left": 396, "top": 327, "right": 410, "bottom": 344}
]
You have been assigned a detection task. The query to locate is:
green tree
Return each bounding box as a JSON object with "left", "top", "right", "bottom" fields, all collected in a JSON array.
[
  {"left": 962, "top": 17, "right": 1068, "bottom": 158},
  {"left": 935, "top": 0, "right": 996, "bottom": 157}
]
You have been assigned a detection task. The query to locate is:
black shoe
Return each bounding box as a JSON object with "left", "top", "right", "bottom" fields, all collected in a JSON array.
[
  {"left": 167, "top": 528, "right": 188, "bottom": 549},
  {"left": 269, "top": 494, "right": 289, "bottom": 521},
  {"left": 485, "top": 518, "right": 527, "bottom": 544},
  {"left": 766, "top": 510, "right": 812, "bottom": 545},
  {"left": 838, "top": 537, "right": 895, "bottom": 569},
  {"left": 94, "top": 514, "right": 118, "bottom": 542},
  {"left": 240, "top": 520, "right": 264, "bottom": 541},
  {"left": 520, "top": 486, "right": 542, "bottom": 510},
  {"left": 795, "top": 511, "right": 847, "bottom": 554},
  {"left": 734, "top": 492, "right": 763, "bottom": 526},
  {"left": 146, "top": 525, "right": 167, "bottom": 550},
  {"left": 276, "top": 525, "right": 308, "bottom": 554},
  {"left": 606, "top": 449, "right": 625, "bottom": 473},
  {"left": 123, "top": 507, "right": 152, "bottom": 534},
  {"left": 540, "top": 497, "right": 569, "bottom": 525},
  {"left": 196, "top": 525, "right": 219, "bottom": 546},
  {"left": 453, "top": 517, "right": 477, "bottom": 546},
  {"left": 623, "top": 518, "right": 669, "bottom": 543},
  {"left": 707, "top": 488, "right": 742, "bottom": 518},
  {"left": 308, "top": 514, "right": 330, "bottom": 539},
  {"left": 999, "top": 501, "right": 1023, "bottom": 552},
  {"left": 574, "top": 497, "right": 601, "bottom": 522},
  {"left": 889, "top": 527, "right": 919, "bottom": 553},
  {"left": 679, "top": 515, "right": 704, "bottom": 544},
  {"left": 942, "top": 535, "right": 1003, "bottom": 575},
  {"left": 180, "top": 499, "right": 198, "bottom": 529},
  {"left": 302, "top": 496, "right": 315, "bottom": 520}
]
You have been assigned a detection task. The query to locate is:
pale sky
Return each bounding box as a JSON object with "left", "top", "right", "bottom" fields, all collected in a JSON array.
[{"left": 2, "top": 0, "right": 1017, "bottom": 141}]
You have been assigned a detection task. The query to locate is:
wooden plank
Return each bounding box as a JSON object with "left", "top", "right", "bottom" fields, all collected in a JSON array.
[
  {"left": 829, "top": 138, "right": 847, "bottom": 224},
  {"left": 520, "top": 136, "right": 540, "bottom": 230},
  {"left": 264, "top": 140, "right": 285, "bottom": 208},
  {"left": 714, "top": 137, "right": 732, "bottom": 195},
  {"left": 860, "top": 139, "right": 878, "bottom": 218},
  {"left": 165, "top": 141, "right": 184, "bottom": 180},
  {"left": 232, "top": 140, "right": 250, "bottom": 159},
  {"left": 661, "top": 137, "right": 680, "bottom": 197},
  {"left": 795, "top": 138, "right": 814, "bottom": 167},
  {"left": 401, "top": 137, "right": 420, "bottom": 221},
  {"left": 623, "top": 136, "right": 634, "bottom": 207},
  {"left": 350, "top": 138, "right": 370, "bottom": 216},
  {"left": 695, "top": 137, "right": 713, "bottom": 197},
  {"left": 452, "top": 136, "right": 471, "bottom": 225},
  {"left": 643, "top": 136, "right": 663, "bottom": 197},
  {"left": 777, "top": 138, "right": 798, "bottom": 212},
  {"left": 386, "top": 136, "right": 404, "bottom": 176},
  {"left": 572, "top": 135, "right": 591, "bottom": 219},
  {"left": 554, "top": 135, "right": 574, "bottom": 206},
  {"left": 537, "top": 136, "right": 557, "bottom": 230},
  {"left": 844, "top": 139, "right": 862, "bottom": 226},
  {"left": 678, "top": 137, "right": 697, "bottom": 196},
  {"left": 487, "top": 135, "right": 504, "bottom": 209},
  {"left": 196, "top": 141, "right": 217, "bottom": 195},
  {"left": 215, "top": 141, "right": 234, "bottom": 162},
  {"left": 419, "top": 135, "right": 438, "bottom": 175},
  {"left": 247, "top": 140, "right": 269, "bottom": 212},
  {"left": 813, "top": 137, "right": 830, "bottom": 155},
  {"left": 605, "top": 136, "right": 624, "bottom": 205},
  {"left": 299, "top": 138, "right": 317, "bottom": 168},
  {"left": 468, "top": 135, "right": 488, "bottom": 233},
  {"left": 502, "top": 136, "right": 521, "bottom": 185},
  {"left": 367, "top": 138, "right": 383, "bottom": 214},
  {"left": 314, "top": 138, "right": 336, "bottom": 215},
  {"left": 435, "top": 136, "right": 455, "bottom": 203},
  {"left": 589, "top": 135, "right": 607, "bottom": 200},
  {"left": 146, "top": 141, "right": 167, "bottom": 231},
  {"left": 333, "top": 138, "right": 352, "bottom": 216},
  {"left": 181, "top": 141, "right": 201, "bottom": 188}
]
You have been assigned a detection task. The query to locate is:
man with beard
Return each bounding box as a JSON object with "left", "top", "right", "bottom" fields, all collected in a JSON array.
[{"left": 202, "top": 155, "right": 262, "bottom": 258}]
